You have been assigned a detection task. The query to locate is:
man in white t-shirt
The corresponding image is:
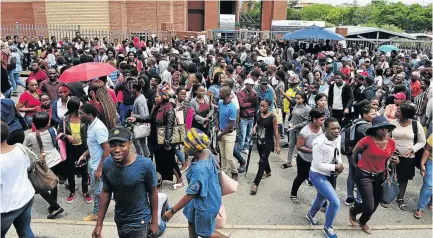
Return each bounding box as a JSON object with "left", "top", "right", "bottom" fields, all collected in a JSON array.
[{"left": 0, "top": 121, "right": 35, "bottom": 237}]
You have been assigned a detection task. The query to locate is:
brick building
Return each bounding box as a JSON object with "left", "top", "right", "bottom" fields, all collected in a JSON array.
[{"left": 1, "top": 0, "right": 287, "bottom": 34}]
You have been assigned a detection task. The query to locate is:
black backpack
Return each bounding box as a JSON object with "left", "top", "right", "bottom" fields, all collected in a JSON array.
[{"left": 340, "top": 119, "right": 368, "bottom": 155}]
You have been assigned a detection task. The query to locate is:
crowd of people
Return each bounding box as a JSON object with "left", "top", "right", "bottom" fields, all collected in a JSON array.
[{"left": 1, "top": 31, "right": 432, "bottom": 238}]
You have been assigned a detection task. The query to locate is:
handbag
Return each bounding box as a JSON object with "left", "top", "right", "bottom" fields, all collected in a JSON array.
[
  {"left": 15, "top": 143, "right": 59, "bottom": 194},
  {"left": 219, "top": 171, "right": 239, "bottom": 196},
  {"left": 381, "top": 160, "right": 400, "bottom": 204},
  {"left": 132, "top": 123, "right": 151, "bottom": 139},
  {"left": 273, "top": 105, "right": 283, "bottom": 125},
  {"left": 157, "top": 110, "right": 186, "bottom": 145}
]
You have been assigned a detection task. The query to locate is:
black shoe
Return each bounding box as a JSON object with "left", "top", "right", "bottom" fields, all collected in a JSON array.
[
  {"left": 281, "top": 143, "right": 289, "bottom": 148},
  {"left": 59, "top": 178, "right": 65, "bottom": 185},
  {"left": 345, "top": 197, "right": 356, "bottom": 206},
  {"left": 47, "top": 208, "right": 64, "bottom": 219}
]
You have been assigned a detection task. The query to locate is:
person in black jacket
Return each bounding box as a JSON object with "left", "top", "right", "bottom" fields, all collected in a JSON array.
[
  {"left": 127, "top": 84, "right": 184, "bottom": 189},
  {"left": 328, "top": 72, "right": 354, "bottom": 126},
  {"left": 1, "top": 67, "right": 11, "bottom": 98}
]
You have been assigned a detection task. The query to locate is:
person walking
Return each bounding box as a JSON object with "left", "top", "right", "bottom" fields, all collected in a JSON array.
[
  {"left": 306, "top": 117, "right": 343, "bottom": 238},
  {"left": 216, "top": 86, "right": 239, "bottom": 181},
  {"left": 290, "top": 109, "right": 325, "bottom": 204},
  {"left": 281, "top": 91, "right": 311, "bottom": 168},
  {"left": 58, "top": 97, "right": 91, "bottom": 204},
  {"left": 23, "top": 112, "right": 64, "bottom": 219},
  {"left": 414, "top": 134, "right": 433, "bottom": 219},
  {"left": 92, "top": 127, "right": 159, "bottom": 238},
  {"left": 8, "top": 47, "right": 26, "bottom": 96},
  {"left": 162, "top": 128, "right": 228, "bottom": 238},
  {"left": 1, "top": 122, "right": 35, "bottom": 238},
  {"left": 250, "top": 99, "right": 280, "bottom": 195},
  {"left": 237, "top": 78, "right": 258, "bottom": 153},
  {"left": 78, "top": 103, "right": 110, "bottom": 221},
  {"left": 349, "top": 116, "right": 399, "bottom": 234},
  {"left": 390, "top": 103, "right": 426, "bottom": 211}
]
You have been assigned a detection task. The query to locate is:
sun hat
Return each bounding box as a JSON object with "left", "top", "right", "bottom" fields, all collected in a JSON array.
[
  {"left": 366, "top": 116, "right": 396, "bottom": 136},
  {"left": 184, "top": 128, "right": 210, "bottom": 151},
  {"left": 394, "top": 92, "right": 406, "bottom": 100}
]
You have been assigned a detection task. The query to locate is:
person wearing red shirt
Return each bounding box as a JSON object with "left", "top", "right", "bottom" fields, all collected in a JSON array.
[
  {"left": 410, "top": 71, "right": 422, "bottom": 98},
  {"left": 28, "top": 62, "right": 48, "bottom": 85},
  {"left": 349, "top": 116, "right": 400, "bottom": 234},
  {"left": 16, "top": 78, "right": 42, "bottom": 126},
  {"left": 340, "top": 57, "right": 352, "bottom": 81}
]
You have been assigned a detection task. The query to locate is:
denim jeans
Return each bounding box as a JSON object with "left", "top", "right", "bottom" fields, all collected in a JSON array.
[
  {"left": 287, "top": 129, "right": 300, "bottom": 163},
  {"left": 133, "top": 137, "right": 150, "bottom": 158},
  {"left": 1, "top": 197, "right": 34, "bottom": 238},
  {"left": 119, "top": 103, "right": 133, "bottom": 125},
  {"left": 3, "top": 88, "right": 11, "bottom": 98},
  {"left": 233, "top": 147, "right": 246, "bottom": 165},
  {"left": 117, "top": 223, "right": 148, "bottom": 238},
  {"left": 8, "top": 71, "right": 25, "bottom": 92},
  {"left": 418, "top": 160, "right": 432, "bottom": 210},
  {"left": 175, "top": 148, "right": 185, "bottom": 165},
  {"left": 89, "top": 167, "right": 103, "bottom": 215},
  {"left": 308, "top": 171, "right": 341, "bottom": 229},
  {"left": 237, "top": 118, "right": 254, "bottom": 151}
]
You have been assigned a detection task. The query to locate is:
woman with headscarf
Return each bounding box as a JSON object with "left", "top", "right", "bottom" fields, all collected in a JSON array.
[
  {"left": 190, "top": 85, "right": 214, "bottom": 135},
  {"left": 88, "top": 80, "right": 117, "bottom": 130},
  {"left": 127, "top": 84, "right": 184, "bottom": 189}
]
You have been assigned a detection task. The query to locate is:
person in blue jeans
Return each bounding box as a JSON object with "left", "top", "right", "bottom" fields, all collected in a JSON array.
[
  {"left": 8, "top": 47, "right": 26, "bottom": 96},
  {"left": 306, "top": 117, "right": 343, "bottom": 238},
  {"left": 414, "top": 134, "right": 433, "bottom": 219}
]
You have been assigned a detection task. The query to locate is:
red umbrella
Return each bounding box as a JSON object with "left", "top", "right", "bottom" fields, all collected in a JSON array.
[{"left": 58, "top": 62, "right": 117, "bottom": 83}]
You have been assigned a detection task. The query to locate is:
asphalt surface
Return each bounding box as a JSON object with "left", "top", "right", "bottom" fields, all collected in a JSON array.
[{"left": 5, "top": 79, "right": 432, "bottom": 238}]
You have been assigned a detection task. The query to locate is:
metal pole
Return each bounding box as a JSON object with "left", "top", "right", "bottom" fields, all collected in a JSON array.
[{"left": 16, "top": 22, "right": 19, "bottom": 36}]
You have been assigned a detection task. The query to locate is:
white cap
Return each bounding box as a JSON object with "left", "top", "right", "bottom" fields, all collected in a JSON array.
[{"left": 244, "top": 78, "right": 254, "bottom": 85}]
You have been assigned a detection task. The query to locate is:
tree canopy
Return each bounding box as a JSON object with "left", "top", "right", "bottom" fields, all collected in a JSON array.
[{"left": 286, "top": 2, "right": 432, "bottom": 32}]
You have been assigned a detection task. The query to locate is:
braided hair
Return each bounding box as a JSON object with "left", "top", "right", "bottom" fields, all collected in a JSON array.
[{"left": 90, "top": 80, "right": 117, "bottom": 130}]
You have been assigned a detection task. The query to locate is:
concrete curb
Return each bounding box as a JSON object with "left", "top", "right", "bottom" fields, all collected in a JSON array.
[{"left": 32, "top": 220, "right": 432, "bottom": 230}]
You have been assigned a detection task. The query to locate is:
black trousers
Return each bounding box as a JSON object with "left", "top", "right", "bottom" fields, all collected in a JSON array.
[
  {"left": 350, "top": 167, "right": 384, "bottom": 225},
  {"left": 253, "top": 145, "right": 272, "bottom": 186},
  {"left": 291, "top": 154, "right": 312, "bottom": 196},
  {"left": 39, "top": 164, "right": 61, "bottom": 210},
  {"left": 66, "top": 144, "right": 89, "bottom": 194},
  {"left": 331, "top": 109, "right": 344, "bottom": 125}
]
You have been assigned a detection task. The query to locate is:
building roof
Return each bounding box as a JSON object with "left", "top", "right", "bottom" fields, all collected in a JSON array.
[
  {"left": 408, "top": 33, "right": 433, "bottom": 39},
  {"left": 326, "top": 26, "right": 416, "bottom": 40}
]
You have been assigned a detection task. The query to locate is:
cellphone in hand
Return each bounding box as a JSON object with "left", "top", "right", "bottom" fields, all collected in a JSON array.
[{"left": 75, "top": 159, "right": 87, "bottom": 168}]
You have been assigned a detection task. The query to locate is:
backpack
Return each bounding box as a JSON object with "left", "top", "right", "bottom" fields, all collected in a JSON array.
[
  {"left": 340, "top": 119, "right": 368, "bottom": 155},
  {"left": 7, "top": 55, "right": 16, "bottom": 71}
]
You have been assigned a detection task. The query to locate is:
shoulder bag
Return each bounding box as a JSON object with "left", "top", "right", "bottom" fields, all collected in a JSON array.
[
  {"left": 381, "top": 160, "right": 400, "bottom": 204},
  {"left": 132, "top": 122, "right": 151, "bottom": 139},
  {"left": 157, "top": 109, "right": 186, "bottom": 145},
  {"left": 412, "top": 120, "right": 424, "bottom": 170},
  {"left": 16, "top": 142, "right": 59, "bottom": 194},
  {"left": 48, "top": 127, "right": 66, "bottom": 162}
]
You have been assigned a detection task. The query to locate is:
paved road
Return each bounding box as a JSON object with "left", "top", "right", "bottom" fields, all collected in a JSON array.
[{"left": 6, "top": 78, "right": 432, "bottom": 237}]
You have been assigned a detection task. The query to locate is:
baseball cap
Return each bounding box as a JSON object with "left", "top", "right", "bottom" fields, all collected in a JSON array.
[
  {"left": 108, "top": 127, "right": 132, "bottom": 142},
  {"left": 259, "top": 77, "right": 269, "bottom": 84},
  {"left": 244, "top": 78, "right": 254, "bottom": 85},
  {"left": 394, "top": 92, "right": 406, "bottom": 100}
]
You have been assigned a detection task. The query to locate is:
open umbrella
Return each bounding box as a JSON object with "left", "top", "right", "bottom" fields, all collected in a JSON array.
[
  {"left": 58, "top": 62, "right": 116, "bottom": 83},
  {"left": 378, "top": 45, "right": 399, "bottom": 52},
  {"left": 282, "top": 25, "right": 345, "bottom": 41}
]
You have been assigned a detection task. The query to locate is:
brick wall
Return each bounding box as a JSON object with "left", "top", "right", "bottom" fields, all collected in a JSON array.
[
  {"left": 204, "top": 0, "right": 219, "bottom": 30},
  {"left": 273, "top": 1, "right": 287, "bottom": 20},
  {"left": 1, "top": 2, "right": 35, "bottom": 25}
]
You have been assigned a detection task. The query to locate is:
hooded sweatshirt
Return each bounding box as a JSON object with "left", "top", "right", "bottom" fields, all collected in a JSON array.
[{"left": 159, "top": 60, "right": 172, "bottom": 85}]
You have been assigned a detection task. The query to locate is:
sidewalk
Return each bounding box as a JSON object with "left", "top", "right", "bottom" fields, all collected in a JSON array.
[{"left": 7, "top": 220, "right": 432, "bottom": 238}]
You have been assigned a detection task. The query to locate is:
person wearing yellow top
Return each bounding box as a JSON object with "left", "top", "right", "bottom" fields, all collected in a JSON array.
[
  {"left": 58, "top": 96, "right": 91, "bottom": 204},
  {"left": 414, "top": 134, "right": 432, "bottom": 219}
]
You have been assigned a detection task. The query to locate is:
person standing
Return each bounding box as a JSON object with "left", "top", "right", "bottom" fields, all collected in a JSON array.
[
  {"left": 78, "top": 103, "right": 110, "bottom": 221},
  {"left": 250, "top": 99, "right": 280, "bottom": 195},
  {"left": 28, "top": 62, "right": 48, "bottom": 86},
  {"left": 349, "top": 116, "right": 399, "bottom": 234},
  {"left": 237, "top": 78, "right": 258, "bottom": 153},
  {"left": 8, "top": 47, "right": 26, "bottom": 96},
  {"left": 39, "top": 68, "right": 66, "bottom": 102},
  {"left": 16, "top": 78, "right": 41, "bottom": 130},
  {"left": 51, "top": 85, "right": 70, "bottom": 126},
  {"left": 130, "top": 82, "right": 150, "bottom": 157},
  {"left": 290, "top": 109, "right": 325, "bottom": 204},
  {"left": 328, "top": 72, "right": 353, "bottom": 125},
  {"left": 190, "top": 85, "right": 214, "bottom": 135},
  {"left": 1, "top": 122, "right": 35, "bottom": 238},
  {"left": 92, "top": 127, "right": 159, "bottom": 238},
  {"left": 306, "top": 117, "right": 343, "bottom": 238},
  {"left": 217, "top": 86, "right": 239, "bottom": 181},
  {"left": 1, "top": 93, "right": 25, "bottom": 144}
]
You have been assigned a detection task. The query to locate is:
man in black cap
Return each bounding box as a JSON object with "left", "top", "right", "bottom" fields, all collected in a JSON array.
[{"left": 92, "top": 127, "right": 159, "bottom": 238}]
